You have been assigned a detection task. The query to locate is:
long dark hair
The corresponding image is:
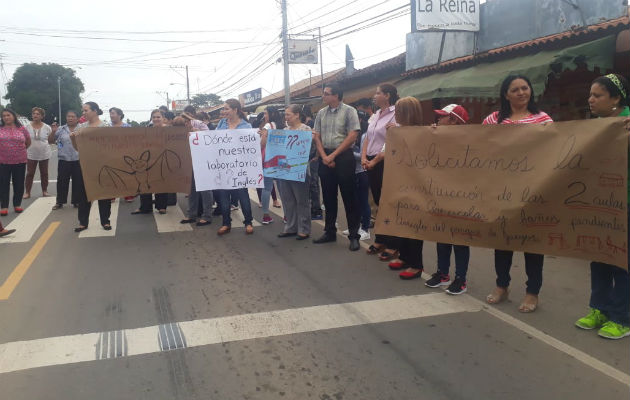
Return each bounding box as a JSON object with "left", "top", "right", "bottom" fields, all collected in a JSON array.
[
  {"left": 498, "top": 75, "right": 539, "bottom": 123},
  {"left": 225, "top": 99, "right": 246, "bottom": 120},
  {"left": 266, "top": 106, "right": 285, "bottom": 129},
  {"left": 0, "top": 108, "right": 22, "bottom": 127},
  {"left": 379, "top": 83, "right": 399, "bottom": 106}
]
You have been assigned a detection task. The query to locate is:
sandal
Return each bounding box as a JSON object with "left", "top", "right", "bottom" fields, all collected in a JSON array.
[
  {"left": 518, "top": 294, "right": 539, "bottom": 313},
  {"left": 196, "top": 220, "right": 211, "bottom": 226},
  {"left": 131, "top": 209, "right": 152, "bottom": 215},
  {"left": 366, "top": 244, "right": 385, "bottom": 255},
  {"left": 74, "top": 226, "right": 88, "bottom": 232},
  {"left": 399, "top": 268, "right": 423, "bottom": 280},
  {"left": 52, "top": 203, "right": 63, "bottom": 210},
  {"left": 388, "top": 259, "right": 405, "bottom": 270},
  {"left": 158, "top": 209, "right": 167, "bottom": 214},
  {"left": 23, "top": 193, "right": 30, "bottom": 199},
  {"left": 102, "top": 224, "right": 112, "bottom": 231},
  {"left": 180, "top": 218, "right": 195, "bottom": 224},
  {"left": 0, "top": 229, "right": 16, "bottom": 238},
  {"left": 486, "top": 287, "right": 509, "bottom": 304},
  {"left": 379, "top": 249, "right": 399, "bottom": 261},
  {"left": 245, "top": 224, "right": 254, "bottom": 234}
]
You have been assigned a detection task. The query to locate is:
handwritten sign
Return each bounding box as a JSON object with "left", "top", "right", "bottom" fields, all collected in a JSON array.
[
  {"left": 375, "top": 119, "right": 628, "bottom": 269},
  {"left": 189, "top": 129, "right": 264, "bottom": 190},
  {"left": 263, "top": 129, "right": 312, "bottom": 182},
  {"left": 75, "top": 127, "right": 193, "bottom": 201}
]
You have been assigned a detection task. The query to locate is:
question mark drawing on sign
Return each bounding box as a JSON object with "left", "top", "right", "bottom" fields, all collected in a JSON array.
[
  {"left": 258, "top": 174, "right": 263, "bottom": 184},
  {"left": 192, "top": 132, "right": 199, "bottom": 146}
]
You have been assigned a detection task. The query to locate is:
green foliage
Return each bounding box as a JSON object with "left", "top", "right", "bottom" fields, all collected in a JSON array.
[
  {"left": 4, "top": 63, "right": 84, "bottom": 125},
  {"left": 190, "top": 93, "right": 222, "bottom": 109},
  {"left": 126, "top": 119, "right": 141, "bottom": 127}
]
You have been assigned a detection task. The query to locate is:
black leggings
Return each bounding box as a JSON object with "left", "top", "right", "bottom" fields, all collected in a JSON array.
[{"left": 0, "top": 163, "right": 26, "bottom": 208}]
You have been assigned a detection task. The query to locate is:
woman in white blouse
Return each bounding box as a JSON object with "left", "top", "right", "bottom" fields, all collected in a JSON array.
[{"left": 24, "top": 107, "right": 52, "bottom": 198}]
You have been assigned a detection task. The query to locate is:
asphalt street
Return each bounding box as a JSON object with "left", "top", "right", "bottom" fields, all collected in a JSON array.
[{"left": 0, "top": 150, "right": 628, "bottom": 400}]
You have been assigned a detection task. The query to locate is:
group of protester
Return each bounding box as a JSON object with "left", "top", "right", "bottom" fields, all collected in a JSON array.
[{"left": 0, "top": 72, "right": 629, "bottom": 340}]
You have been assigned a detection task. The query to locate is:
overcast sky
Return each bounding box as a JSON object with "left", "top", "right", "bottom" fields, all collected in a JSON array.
[{"left": 0, "top": 0, "right": 414, "bottom": 122}]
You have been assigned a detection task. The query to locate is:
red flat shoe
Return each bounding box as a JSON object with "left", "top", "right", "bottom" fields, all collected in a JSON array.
[
  {"left": 399, "top": 269, "right": 423, "bottom": 280},
  {"left": 14, "top": 207, "right": 24, "bottom": 213},
  {"left": 0, "top": 209, "right": 8, "bottom": 216},
  {"left": 388, "top": 259, "right": 405, "bottom": 270}
]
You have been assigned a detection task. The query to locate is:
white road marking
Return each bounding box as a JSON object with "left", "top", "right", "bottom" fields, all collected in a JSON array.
[
  {"left": 1, "top": 197, "right": 56, "bottom": 244},
  {"left": 471, "top": 297, "right": 630, "bottom": 387},
  {"left": 255, "top": 190, "right": 630, "bottom": 387},
  {"left": 153, "top": 204, "right": 192, "bottom": 233},
  {"left": 32, "top": 180, "right": 57, "bottom": 184},
  {"left": 0, "top": 293, "right": 480, "bottom": 375},
  {"left": 79, "top": 199, "right": 119, "bottom": 238}
]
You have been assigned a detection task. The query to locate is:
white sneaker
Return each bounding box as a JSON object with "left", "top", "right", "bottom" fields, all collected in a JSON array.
[
  {"left": 359, "top": 229, "right": 370, "bottom": 241},
  {"left": 342, "top": 229, "right": 349, "bottom": 236}
]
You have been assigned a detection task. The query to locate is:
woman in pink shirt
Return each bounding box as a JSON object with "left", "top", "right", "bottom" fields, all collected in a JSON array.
[
  {"left": 361, "top": 83, "right": 399, "bottom": 259},
  {"left": 483, "top": 74, "right": 552, "bottom": 313},
  {"left": 0, "top": 108, "right": 31, "bottom": 216}
]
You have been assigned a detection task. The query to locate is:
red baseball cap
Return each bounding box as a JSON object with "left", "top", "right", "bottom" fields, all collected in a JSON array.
[{"left": 434, "top": 104, "right": 469, "bottom": 124}]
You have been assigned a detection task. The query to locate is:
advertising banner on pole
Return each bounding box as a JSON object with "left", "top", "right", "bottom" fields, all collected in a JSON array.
[{"left": 287, "top": 39, "right": 319, "bottom": 64}]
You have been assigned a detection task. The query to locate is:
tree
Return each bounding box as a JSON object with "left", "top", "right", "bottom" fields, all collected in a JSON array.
[
  {"left": 126, "top": 119, "right": 141, "bottom": 127},
  {"left": 190, "top": 93, "right": 222, "bottom": 109},
  {"left": 4, "top": 63, "right": 84, "bottom": 125}
]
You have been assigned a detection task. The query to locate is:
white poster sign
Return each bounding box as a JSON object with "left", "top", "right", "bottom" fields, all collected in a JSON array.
[
  {"left": 416, "top": 0, "right": 480, "bottom": 32},
  {"left": 189, "top": 129, "right": 264, "bottom": 190},
  {"left": 288, "top": 39, "right": 319, "bottom": 64}
]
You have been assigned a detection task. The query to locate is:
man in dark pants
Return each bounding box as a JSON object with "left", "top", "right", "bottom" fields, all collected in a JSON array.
[{"left": 312, "top": 83, "right": 361, "bottom": 251}]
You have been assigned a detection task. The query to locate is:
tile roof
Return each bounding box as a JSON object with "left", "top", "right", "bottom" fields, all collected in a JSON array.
[{"left": 403, "top": 14, "right": 629, "bottom": 78}]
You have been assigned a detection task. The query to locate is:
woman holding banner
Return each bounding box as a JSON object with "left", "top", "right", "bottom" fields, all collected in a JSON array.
[
  {"left": 483, "top": 75, "right": 553, "bottom": 313},
  {"left": 385, "top": 97, "right": 426, "bottom": 280},
  {"left": 131, "top": 109, "right": 169, "bottom": 216},
  {"left": 215, "top": 99, "right": 254, "bottom": 235},
  {"left": 274, "top": 104, "right": 312, "bottom": 239},
  {"left": 257, "top": 106, "right": 284, "bottom": 224},
  {"left": 575, "top": 73, "right": 630, "bottom": 339},
  {"left": 72, "top": 102, "right": 112, "bottom": 232}
]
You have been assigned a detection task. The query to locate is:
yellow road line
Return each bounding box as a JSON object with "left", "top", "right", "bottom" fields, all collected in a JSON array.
[{"left": 0, "top": 221, "right": 60, "bottom": 300}]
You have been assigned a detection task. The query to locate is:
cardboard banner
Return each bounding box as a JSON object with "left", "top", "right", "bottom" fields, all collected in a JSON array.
[
  {"left": 75, "top": 127, "right": 193, "bottom": 201},
  {"left": 375, "top": 119, "right": 628, "bottom": 269},
  {"left": 263, "top": 129, "right": 313, "bottom": 182},
  {"left": 189, "top": 129, "right": 264, "bottom": 190}
]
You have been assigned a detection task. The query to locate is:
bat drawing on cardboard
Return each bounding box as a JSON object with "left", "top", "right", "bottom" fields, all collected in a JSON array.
[{"left": 98, "top": 149, "right": 182, "bottom": 193}]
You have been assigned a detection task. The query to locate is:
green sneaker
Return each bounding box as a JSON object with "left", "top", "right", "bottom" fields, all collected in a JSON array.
[
  {"left": 598, "top": 321, "right": 630, "bottom": 339},
  {"left": 575, "top": 308, "right": 608, "bottom": 330}
]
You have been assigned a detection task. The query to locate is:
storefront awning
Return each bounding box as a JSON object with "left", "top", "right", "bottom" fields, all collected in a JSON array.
[{"left": 398, "top": 35, "right": 616, "bottom": 100}]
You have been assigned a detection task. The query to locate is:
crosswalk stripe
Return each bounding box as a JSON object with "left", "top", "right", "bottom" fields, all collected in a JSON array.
[
  {"left": 154, "top": 204, "right": 193, "bottom": 233},
  {"left": 1, "top": 197, "right": 56, "bottom": 244},
  {"left": 0, "top": 293, "right": 481, "bottom": 374},
  {"left": 78, "top": 199, "right": 120, "bottom": 238}
]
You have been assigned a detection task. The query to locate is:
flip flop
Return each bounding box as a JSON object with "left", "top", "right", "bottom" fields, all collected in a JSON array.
[
  {"left": 366, "top": 244, "right": 385, "bottom": 255},
  {"left": 518, "top": 294, "right": 538, "bottom": 313}
]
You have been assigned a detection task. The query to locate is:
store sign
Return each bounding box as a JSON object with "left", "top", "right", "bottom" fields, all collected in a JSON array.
[
  {"left": 287, "top": 39, "right": 318, "bottom": 64},
  {"left": 239, "top": 88, "right": 262, "bottom": 107},
  {"left": 173, "top": 100, "right": 189, "bottom": 111},
  {"left": 416, "top": 0, "right": 480, "bottom": 31}
]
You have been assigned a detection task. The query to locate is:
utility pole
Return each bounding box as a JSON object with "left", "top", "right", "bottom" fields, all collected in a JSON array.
[
  {"left": 57, "top": 76, "right": 61, "bottom": 125},
  {"left": 185, "top": 65, "right": 190, "bottom": 104},
  {"left": 281, "top": 0, "right": 290, "bottom": 107},
  {"left": 318, "top": 27, "right": 324, "bottom": 91}
]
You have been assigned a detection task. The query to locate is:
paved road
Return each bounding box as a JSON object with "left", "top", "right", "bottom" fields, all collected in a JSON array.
[{"left": 0, "top": 151, "right": 628, "bottom": 399}]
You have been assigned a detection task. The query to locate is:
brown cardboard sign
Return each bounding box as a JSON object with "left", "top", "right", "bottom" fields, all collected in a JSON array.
[
  {"left": 75, "top": 127, "right": 193, "bottom": 201},
  {"left": 375, "top": 118, "right": 628, "bottom": 269}
]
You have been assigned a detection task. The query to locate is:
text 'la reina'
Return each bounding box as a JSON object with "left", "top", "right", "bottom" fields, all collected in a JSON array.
[{"left": 417, "top": 0, "right": 477, "bottom": 13}]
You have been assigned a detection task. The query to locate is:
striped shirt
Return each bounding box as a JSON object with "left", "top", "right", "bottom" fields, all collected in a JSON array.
[{"left": 482, "top": 111, "right": 553, "bottom": 125}]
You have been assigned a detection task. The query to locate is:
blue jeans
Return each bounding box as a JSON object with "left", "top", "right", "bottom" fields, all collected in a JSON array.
[
  {"left": 589, "top": 262, "right": 630, "bottom": 325},
  {"left": 355, "top": 171, "right": 370, "bottom": 231},
  {"left": 261, "top": 177, "right": 274, "bottom": 214},
  {"left": 436, "top": 243, "right": 470, "bottom": 280},
  {"left": 218, "top": 189, "right": 252, "bottom": 227},
  {"left": 494, "top": 250, "right": 544, "bottom": 294}
]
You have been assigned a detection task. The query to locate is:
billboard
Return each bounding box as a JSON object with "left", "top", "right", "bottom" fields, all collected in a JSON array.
[
  {"left": 415, "top": 0, "right": 480, "bottom": 31},
  {"left": 287, "top": 39, "right": 319, "bottom": 64}
]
